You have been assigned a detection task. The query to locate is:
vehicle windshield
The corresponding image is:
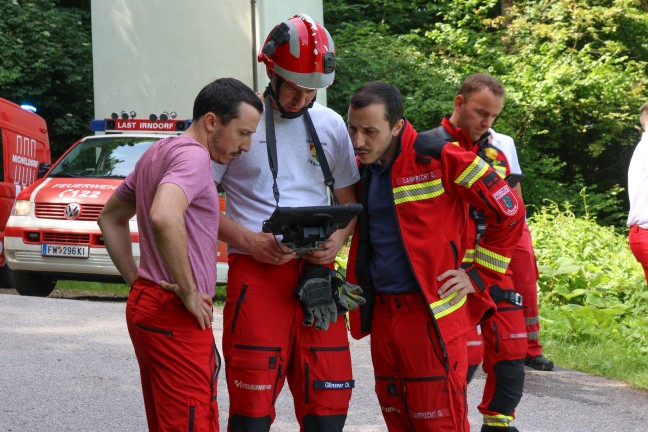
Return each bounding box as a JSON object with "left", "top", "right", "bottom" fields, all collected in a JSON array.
[{"left": 48, "top": 136, "right": 157, "bottom": 178}]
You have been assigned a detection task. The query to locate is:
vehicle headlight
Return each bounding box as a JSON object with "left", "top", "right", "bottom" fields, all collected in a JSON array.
[{"left": 11, "top": 200, "right": 32, "bottom": 216}]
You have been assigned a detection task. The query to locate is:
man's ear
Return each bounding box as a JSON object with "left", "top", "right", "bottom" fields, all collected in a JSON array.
[
  {"left": 453, "top": 94, "right": 464, "bottom": 110},
  {"left": 392, "top": 118, "right": 405, "bottom": 137}
]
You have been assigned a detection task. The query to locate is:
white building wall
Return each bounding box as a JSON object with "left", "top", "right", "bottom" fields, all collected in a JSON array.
[{"left": 92, "top": 0, "right": 326, "bottom": 120}]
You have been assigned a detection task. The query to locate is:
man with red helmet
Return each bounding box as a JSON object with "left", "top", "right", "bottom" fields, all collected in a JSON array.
[{"left": 212, "top": 13, "right": 360, "bottom": 431}]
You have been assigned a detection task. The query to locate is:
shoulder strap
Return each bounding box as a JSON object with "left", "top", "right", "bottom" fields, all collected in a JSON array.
[
  {"left": 264, "top": 96, "right": 280, "bottom": 206},
  {"left": 419, "top": 125, "right": 454, "bottom": 142},
  {"left": 304, "top": 109, "right": 340, "bottom": 205}
]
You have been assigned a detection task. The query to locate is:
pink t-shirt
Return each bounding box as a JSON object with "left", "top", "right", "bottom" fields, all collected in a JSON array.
[{"left": 115, "top": 136, "right": 219, "bottom": 296}]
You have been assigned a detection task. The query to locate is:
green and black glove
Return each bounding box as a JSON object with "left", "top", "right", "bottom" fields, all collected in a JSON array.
[
  {"left": 331, "top": 272, "right": 366, "bottom": 313},
  {"left": 295, "top": 265, "right": 338, "bottom": 331}
]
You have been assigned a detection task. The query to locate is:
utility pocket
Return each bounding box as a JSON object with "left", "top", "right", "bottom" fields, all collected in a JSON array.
[
  {"left": 229, "top": 344, "right": 283, "bottom": 408},
  {"left": 136, "top": 323, "right": 173, "bottom": 337},
  {"left": 303, "top": 345, "right": 353, "bottom": 410},
  {"left": 488, "top": 308, "right": 527, "bottom": 359}
]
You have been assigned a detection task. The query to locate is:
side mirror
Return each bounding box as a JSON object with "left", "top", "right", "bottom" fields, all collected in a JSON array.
[{"left": 37, "top": 162, "right": 51, "bottom": 179}]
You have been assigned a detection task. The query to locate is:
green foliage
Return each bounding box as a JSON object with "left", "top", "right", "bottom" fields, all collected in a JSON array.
[
  {"left": 0, "top": 0, "right": 93, "bottom": 159},
  {"left": 530, "top": 203, "right": 648, "bottom": 365},
  {"left": 326, "top": 0, "right": 648, "bottom": 227}
]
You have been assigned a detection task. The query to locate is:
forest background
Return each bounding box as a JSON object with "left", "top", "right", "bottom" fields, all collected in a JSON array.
[{"left": 1, "top": 0, "right": 648, "bottom": 388}]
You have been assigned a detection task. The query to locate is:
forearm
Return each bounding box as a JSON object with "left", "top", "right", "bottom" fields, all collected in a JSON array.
[
  {"left": 98, "top": 195, "right": 138, "bottom": 285},
  {"left": 152, "top": 215, "right": 197, "bottom": 295},
  {"left": 217, "top": 212, "right": 256, "bottom": 252}
]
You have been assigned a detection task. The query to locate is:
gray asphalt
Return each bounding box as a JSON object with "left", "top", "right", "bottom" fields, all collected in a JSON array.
[{"left": 2, "top": 294, "right": 648, "bottom": 431}]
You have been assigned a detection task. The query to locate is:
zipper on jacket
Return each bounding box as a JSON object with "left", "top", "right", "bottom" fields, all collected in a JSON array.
[
  {"left": 493, "top": 321, "right": 500, "bottom": 353},
  {"left": 450, "top": 241, "right": 459, "bottom": 268},
  {"left": 188, "top": 405, "right": 195, "bottom": 432},
  {"left": 272, "top": 364, "right": 283, "bottom": 406}
]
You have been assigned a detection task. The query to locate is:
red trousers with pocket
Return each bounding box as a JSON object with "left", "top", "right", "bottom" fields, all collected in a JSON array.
[
  {"left": 222, "top": 254, "right": 353, "bottom": 431},
  {"left": 126, "top": 277, "right": 220, "bottom": 432},
  {"left": 371, "top": 291, "right": 469, "bottom": 432},
  {"left": 510, "top": 223, "right": 543, "bottom": 357},
  {"left": 629, "top": 225, "right": 648, "bottom": 284}
]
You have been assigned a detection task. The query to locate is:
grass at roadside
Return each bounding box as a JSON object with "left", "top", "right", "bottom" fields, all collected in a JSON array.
[
  {"left": 56, "top": 280, "right": 130, "bottom": 294},
  {"left": 54, "top": 280, "right": 227, "bottom": 303}
]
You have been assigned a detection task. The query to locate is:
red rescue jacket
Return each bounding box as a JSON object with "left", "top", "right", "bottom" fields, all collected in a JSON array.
[{"left": 347, "top": 120, "right": 524, "bottom": 343}]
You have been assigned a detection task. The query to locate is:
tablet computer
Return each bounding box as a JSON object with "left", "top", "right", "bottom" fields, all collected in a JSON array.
[{"left": 262, "top": 204, "right": 363, "bottom": 252}]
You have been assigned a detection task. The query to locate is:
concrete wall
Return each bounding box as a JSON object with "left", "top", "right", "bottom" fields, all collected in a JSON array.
[{"left": 91, "top": 0, "right": 325, "bottom": 120}]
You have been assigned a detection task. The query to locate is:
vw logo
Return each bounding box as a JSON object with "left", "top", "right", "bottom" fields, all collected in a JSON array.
[{"left": 64, "top": 203, "right": 81, "bottom": 220}]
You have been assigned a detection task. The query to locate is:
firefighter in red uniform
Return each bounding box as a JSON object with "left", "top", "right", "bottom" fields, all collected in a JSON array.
[
  {"left": 213, "top": 14, "right": 362, "bottom": 432},
  {"left": 345, "top": 81, "right": 524, "bottom": 431},
  {"left": 422, "top": 73, "right": 528, "bottom": 431}
]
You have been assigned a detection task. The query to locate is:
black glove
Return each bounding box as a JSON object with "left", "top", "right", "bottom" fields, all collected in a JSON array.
[
  {"left": 296, "top": 265, "right": 338, "bottom": 331},
  {"left": 330, "top": 271, "right": 366, "bottom": 313}
]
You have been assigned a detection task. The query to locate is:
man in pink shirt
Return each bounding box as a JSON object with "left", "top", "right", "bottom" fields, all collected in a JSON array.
[{"left": 98, "top": 78, "right": 262, "bottom": 431}]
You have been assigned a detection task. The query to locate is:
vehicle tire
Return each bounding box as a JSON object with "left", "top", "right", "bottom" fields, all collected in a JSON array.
[
  {"left": 0, "top": 264, "right": 13, "bottom": 288},
  {"left": 12, "top": 271, "right": 57, "bottom": 297}
]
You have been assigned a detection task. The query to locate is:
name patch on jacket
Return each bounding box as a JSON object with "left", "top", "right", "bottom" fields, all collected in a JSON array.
[
  {"left": 395, "top": 170, "right": 442, "bottom": 186},
  {"left": 492, "top": 184, "right": 519, "bottom": 215}
]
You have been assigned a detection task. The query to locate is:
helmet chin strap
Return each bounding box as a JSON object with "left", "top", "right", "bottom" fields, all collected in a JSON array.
[{"left": 265, "top": 76, "right": 316, "bottom": 119}]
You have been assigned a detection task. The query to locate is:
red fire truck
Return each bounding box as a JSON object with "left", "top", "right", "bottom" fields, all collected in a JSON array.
[
  {"left": 0, "top": 97, "right": 52, "bottom": 288},
  {"left": 5, "top": 113, "right": 228, "bottom": 296}
]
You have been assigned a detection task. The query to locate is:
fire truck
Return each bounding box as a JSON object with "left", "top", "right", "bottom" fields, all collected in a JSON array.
[
  {"left": 0, "top": 97, "right": 52, "bottom": 288},
  {"left": 4, "top": 113, "right": 228, "bottom": 296}
]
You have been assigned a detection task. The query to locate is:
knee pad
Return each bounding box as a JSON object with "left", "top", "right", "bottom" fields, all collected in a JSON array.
[
  {"left": 489, "top": 359, "right": 525, "bottom": 415},
  {"left": 228, "top": 414, "right": 271, "bottom": 431},
  {"left": 302, "top": 413, "right": 346, "bottom": 431}
]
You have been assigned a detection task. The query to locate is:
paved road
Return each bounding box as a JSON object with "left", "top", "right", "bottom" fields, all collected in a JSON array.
[{"left": 2, "top": 294, "right": 648, "bottom": 431}]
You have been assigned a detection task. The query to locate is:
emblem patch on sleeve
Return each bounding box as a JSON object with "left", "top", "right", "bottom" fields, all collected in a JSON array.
[{"left": 492, "top": 184, "right": 519, "bottom": 215}]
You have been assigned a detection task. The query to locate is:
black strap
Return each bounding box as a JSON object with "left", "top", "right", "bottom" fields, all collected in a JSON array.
[
  {"left": 264, "top": 95, "right": 280, "bottom": 206},
  {"left": 304, "top": 110, "right": 339, "bottom": 205},
  {"left": 420, "top": 125, "right": 454, "bottom": 142},
  {"left": 263, "top": 90, "right": 340, "bottom": 206},
  {"left": 490, "top": 285, "right": 523, "bottom": 306}
]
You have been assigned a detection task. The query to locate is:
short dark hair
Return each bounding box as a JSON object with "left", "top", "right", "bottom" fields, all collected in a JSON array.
[
  {"left": 457, "top": 73, "right": 505, "bottom": 101},
  {"left": 192, "top": 78, "right": 263, "bottom": 124},
  {"left": 350, "top": 81, "right": 404, "bottom": 128},
  {"left": 640, "top": 102, "right": 648, "bottom": 131}
]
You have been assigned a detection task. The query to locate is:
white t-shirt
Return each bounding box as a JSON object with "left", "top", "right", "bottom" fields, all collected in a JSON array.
[
  {"left": 627, "top": 131, "right": 648, "bottom": 228},
  {"left": 490, "top": 129, "right": 522, "bottom": 175},
  {"left": 212, "top": 101, "right": 360, "bottom": 254}
]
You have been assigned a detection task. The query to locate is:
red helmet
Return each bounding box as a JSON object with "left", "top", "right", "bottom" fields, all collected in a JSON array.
[{"left": 258, "top": 13, "right": 336, "bottom": 90}]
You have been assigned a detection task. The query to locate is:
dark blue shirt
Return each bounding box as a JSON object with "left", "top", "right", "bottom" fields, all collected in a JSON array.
[{"left": 367, "top": 156, "right": 419, "bottom": 294}]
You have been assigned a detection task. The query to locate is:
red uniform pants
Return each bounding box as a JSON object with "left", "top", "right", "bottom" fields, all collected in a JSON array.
[
  {"left": 477, "top": 300, "right": 526, "bottom": 427},
  {"left": 629, "top": 225, "right": 648, "bottom": 284},
  {"left": 371, "top": 292, "right": 469, "bottom": 432},
  {"left": 510, "top": 223, "right": 543, "bottom": 358},
  {"left": 126, "top": 278, "right": 220, "bottom": 432},
  {"left": 222, "top": 254, "right": 353, "bottom": 431}
]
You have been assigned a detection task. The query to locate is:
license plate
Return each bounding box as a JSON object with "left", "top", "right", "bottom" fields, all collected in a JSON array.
[{"left": 41, "top": 244, "right": 89, "bottom": 258}]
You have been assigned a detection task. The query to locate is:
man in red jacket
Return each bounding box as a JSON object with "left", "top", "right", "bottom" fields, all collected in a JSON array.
[
  {"left": 346, "top": 81, "right": 524, "bottom": 431},
  {"left": 422, "top": 73, "right": 530, "bottom": 431}
]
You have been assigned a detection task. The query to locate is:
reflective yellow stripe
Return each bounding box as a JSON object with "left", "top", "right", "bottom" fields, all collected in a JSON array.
[
  {"left": 393, "top": 179, "right": 444, "bottom": 204},
  {"left": 483, "top": 413, "right": 513, "bottom": 428},
  {"left": 462, "top": 248, "right": 475, "bottom": 264},
  {"left": 430, "top": 291, "right": 466, "bottom": 320},
  {"left": 475, "top": 245, "right": 511, "bottom": 274},
  {"left": 455, "top": 156, "right": 488, "bottom": 188},
  {"left": 493, "top": 164, "right": 507, "bottom": 179}
]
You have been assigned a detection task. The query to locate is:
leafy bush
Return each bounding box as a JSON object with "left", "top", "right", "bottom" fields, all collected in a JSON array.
[{"left": 530, "top": 202, "right": 648, "bottom": 357}]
